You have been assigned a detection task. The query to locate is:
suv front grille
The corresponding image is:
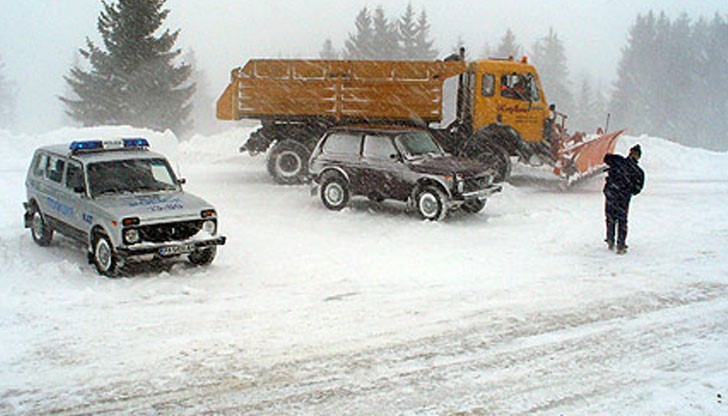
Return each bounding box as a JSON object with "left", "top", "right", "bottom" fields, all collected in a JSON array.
[{"left": 138, "top": 220, "right": 203, "bottom": 243}]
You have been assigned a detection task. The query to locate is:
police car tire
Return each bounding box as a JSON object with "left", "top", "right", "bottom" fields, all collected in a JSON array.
[
  {"left": 30, "top": 205, "right": 53, "bottom": 246},
  {"left": 93, "top": 233, "right": 119, "bottom": 277},
  {"left": 188, "top": 247, "right": 217, "bottom": 266}
]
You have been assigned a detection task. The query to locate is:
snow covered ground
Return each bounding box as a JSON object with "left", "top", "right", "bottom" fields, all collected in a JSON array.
[{"left": 1, "top": 126, "right": 727, "bottom": 415}]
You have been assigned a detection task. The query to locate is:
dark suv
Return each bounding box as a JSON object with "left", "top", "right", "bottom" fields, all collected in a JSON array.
[{"left": 309, "top": 126, "right": 502, "bottom": 220}]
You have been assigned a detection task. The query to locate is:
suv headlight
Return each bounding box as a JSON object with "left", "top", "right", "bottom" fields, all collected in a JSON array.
[
  {"left": 124, "top": 228, "right": 140, "bottom": 244},
  {"left": 455, "top": 173, "right": 464, "bottom": 193},
  {"left": 202, "top": 220, "right": 216, "bottom": 235}
]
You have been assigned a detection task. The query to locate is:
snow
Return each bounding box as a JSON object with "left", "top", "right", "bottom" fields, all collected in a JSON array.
[{"left": 1, "top": 126, "right": 727, "bottom": 414}]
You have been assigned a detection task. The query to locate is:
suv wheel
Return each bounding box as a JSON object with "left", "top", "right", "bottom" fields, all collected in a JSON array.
[
  {"left": 267, "top": 140, "right": 310, "bottom": 184},
  {"left": 461, "top": 199, "right": 486, "bottom": 214},
  {"left": 29, "top": 205, "right": 53, "bottom": 246},
  {"left": 320, "top": 175, "right": 349, "bottom": 211},
  {"left": 417, "top": 186, "right": 447, "bottom": 221},
  {"left": 189, "top": 247, "right": 217, "bottom": 266},
  {"left": 93, "top": 233, "right": 119, "bottom": 277}
]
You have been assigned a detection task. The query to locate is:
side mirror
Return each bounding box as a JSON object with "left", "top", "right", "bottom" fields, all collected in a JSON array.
[
  {"left": 177, "top": 178, "right": 187, "bottom": 185},
  {"left": 389, "top": 153, "right": 400, "bottom": 161}
]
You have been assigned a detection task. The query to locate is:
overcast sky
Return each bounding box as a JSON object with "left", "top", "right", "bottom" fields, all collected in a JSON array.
[{"left": 0, "top": 0, "right": 724, "bottom": 133}]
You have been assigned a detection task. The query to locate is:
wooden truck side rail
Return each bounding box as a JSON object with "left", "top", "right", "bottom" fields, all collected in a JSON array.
[{"left": 216, "top": 59, "right": 466, "bottom": 123}]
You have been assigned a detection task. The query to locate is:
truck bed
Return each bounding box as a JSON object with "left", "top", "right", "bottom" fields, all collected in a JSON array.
[{"left": 216, "top": 59, "right": 466, "bottom": 123}]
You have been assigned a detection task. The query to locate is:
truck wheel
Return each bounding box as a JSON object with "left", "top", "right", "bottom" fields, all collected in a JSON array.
[
  {"left": 189, "top": 247, "right": 217, "bottom": 266},
  {"left": 267, "top": 140, "right": 310, "bottom": 184},
  {"left": 416, "top": 186, "right": 447, "bottom": 221},
  {"left": 320, "top": 175, "right": 349, "bottom": 211},
  {"left": 476, "top": 145, "right": 511, "bottom": 183},
  {"left": 29, "top": 204, "right": 53, "bottom": 246},
  {"left": 462, "top": 199, "right": 486, "bottom": 213}
]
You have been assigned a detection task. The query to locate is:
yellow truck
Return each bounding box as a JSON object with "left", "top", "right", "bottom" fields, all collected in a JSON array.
[{"left": 216, "top": 53, "right": 620, "bottom": 184}]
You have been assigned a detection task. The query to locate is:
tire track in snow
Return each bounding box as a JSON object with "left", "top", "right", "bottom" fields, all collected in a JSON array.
[{"left": 12, "top": 281, "right": 726, "bottom": 415}]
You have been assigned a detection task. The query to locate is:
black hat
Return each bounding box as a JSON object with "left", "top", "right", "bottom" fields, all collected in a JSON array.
[{"left": 630, "top": 144, "right": 642, "bottom": 155}]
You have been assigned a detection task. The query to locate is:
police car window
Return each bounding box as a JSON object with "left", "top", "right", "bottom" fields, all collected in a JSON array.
[
  {"left": 46, "top": 156, "right": 65, "bottom": 183},
  {"left": 363, "top": 135, "right": 398, "bottom": 160},
  {"left": 322, "top": 133, "right": 362, "bottom": 155},
  {"left": 149, "top": 159, "right": 176, "bottom": 186},
  {"left": 65, "top": 163, "right": 84, "bottom": 190},
  {"left": 32, "top": 153, "right": 48, "bottom": 177}
]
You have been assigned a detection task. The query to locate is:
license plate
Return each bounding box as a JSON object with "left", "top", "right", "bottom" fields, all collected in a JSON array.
[{"left": 159, "top": 243, "right": 195, "bottom": 256}]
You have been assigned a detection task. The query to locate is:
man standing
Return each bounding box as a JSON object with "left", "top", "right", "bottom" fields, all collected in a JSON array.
[{"left": 603, "top": 144, "right": 645, "bottom": 254}]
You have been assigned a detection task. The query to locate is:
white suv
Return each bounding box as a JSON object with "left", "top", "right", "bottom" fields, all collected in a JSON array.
[{"left": 23, "top": 138, "right": 226, "bottom": 276}]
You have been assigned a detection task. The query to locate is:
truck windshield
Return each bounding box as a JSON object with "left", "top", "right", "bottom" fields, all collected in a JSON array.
[
  {"left": 87, "top": 158, "right": 179, "bottom": 197},
  {"left": 395, "top": 132, "right": 444, "bottom": 159},
  {"left": 501, "top": 73, "right": 540, "bottom": 102}
]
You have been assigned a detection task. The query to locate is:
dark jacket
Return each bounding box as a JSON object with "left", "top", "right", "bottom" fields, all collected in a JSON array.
[{"left": 603, "top": 154, "right": 645, "bottom": 202}]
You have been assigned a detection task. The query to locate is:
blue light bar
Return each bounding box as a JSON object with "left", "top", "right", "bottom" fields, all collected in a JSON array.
[
  {"left": 70, "top": 140, "right": 103, "bottom": 151},
  {"left": 123, "top": 138, "right": 150, "bottom": 148}
]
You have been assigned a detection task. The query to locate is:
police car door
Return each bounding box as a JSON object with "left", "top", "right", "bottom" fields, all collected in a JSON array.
[{"left": 59, "top": 160, "right": 89, "bottom": 242}]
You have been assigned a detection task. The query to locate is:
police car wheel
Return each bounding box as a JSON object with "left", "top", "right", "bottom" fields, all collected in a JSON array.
[
  {"left": 93, "top": 234, "right": 119, "bottom": 277},
  {"left": 188, "top": 247, "right": 217, "bottom": 266},
  {"left": 30, "top": 206, "right": 53, "bottom": 246}
]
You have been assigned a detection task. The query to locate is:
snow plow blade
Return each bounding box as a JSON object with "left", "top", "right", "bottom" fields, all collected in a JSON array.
[{"left": 554, "top": 129, "right": 623, "bottom": 186}]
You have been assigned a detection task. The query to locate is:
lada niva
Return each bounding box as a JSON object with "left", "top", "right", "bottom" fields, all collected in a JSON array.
[
  {"left": 23, "top": 138, "right": 226, "bottom": 276},
  {"left": 309, "top": 126, "right": 502, "bottom": 221}
]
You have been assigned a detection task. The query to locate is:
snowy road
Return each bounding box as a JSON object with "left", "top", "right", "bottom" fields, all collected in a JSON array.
[{"left": 1, "top": 127, "right": 727, "bottom": 414}]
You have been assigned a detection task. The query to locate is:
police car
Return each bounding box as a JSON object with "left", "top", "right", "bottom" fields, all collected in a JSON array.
[{"left": 23, "top": 138, "right": 226, "bottom": 276}]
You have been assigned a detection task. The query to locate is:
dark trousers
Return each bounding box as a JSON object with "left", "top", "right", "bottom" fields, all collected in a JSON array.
[{"left": 605, "top": 198, "right": 630, "bottom": 248}]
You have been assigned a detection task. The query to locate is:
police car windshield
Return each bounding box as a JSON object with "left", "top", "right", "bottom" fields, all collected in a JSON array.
[
  {"left": 395, "top": 132, "right": 444, "bottom": 159},
  {"left": 87, "top": 158, "right": 178, "bottom": 197}
]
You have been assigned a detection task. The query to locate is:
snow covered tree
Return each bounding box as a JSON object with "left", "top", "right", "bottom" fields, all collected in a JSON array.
[
  {"left": 319, "top": 39, "right": 339, "bottom": 59},
  {"left": 531, "top": 28, "right": 574, "bottom": 118},
  {"left": 0, "top": 55, "right": 17, "bottom": 129},
  {"left": 494, "top": 29, "right": 522, "bottom": 58},
  {"left": 60, "top": 0, "right": 194, "bottom": 135}
]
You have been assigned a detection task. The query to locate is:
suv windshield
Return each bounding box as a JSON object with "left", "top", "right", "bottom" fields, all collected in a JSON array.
[
  {"left": 395, "top": 132, "right": 444, "bottom": 159},
  {"left": 87, "top": 158, "right": 178, "bottom": 197}
]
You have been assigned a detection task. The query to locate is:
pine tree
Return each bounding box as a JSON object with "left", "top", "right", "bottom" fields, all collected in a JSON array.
[
  {"left": 371, "top": 6, "right": 400, "bottom": 59},
  {"left": 398, "top": 3, "right": 418, "bottom": 60},
  {"left": 531, "top": 28, "right": 573, "bottom": 117},
  {"left": 413, "top": 9, "right": 438, "bottom": 60},
  {"left": 0, "top": 55, "right": 17, "bottom": 129},
  {"left": 60, "top": 0, "right": 194, "bottom": 135},
  {"left": 495, "top": 29, "right": 522, "bottom": 58},
  {"left": 344, "top": 7, "right": 375, "bottom": 60},
  {"left": 319, "top": 39, "right": 339, "bottom": 59}
]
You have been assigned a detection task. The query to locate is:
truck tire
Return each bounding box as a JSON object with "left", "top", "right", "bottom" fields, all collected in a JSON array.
[
  {"left": 267, "top": 140, "right": 311, "bottom": 184},
  {"left": 476, "top": 144, "right": 511, "bottom": 183}
]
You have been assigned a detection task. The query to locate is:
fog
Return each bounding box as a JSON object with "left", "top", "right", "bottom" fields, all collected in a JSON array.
[{"left": 0, "top": 0, "right": 724, "bottom": 133}]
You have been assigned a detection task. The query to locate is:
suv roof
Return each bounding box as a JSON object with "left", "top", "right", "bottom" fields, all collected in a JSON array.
[{"left": 329, "top": 124, "right": 427, "bottom": 135}]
